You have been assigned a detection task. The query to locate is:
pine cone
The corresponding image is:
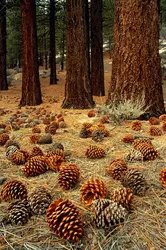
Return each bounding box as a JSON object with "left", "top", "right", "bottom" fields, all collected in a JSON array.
[
  {"left": 161, "top": 122, "right": 166, "bottom": 132},
  {"left": 122, "top": 134, "right": 134, "bottom": 143},
  {"left": 92, "top": 199, "right": 128, "bottom": 229},
  {"left": 6, "top": 145, "right": 18, "bottom": 160},
  {"left": 159, "top": 114, "right": 166, "bottom": 121},
  {"left": 58, "top": 164, "right": 80, "bottom": 190},
  {"left": 49, "top": 124, "right": 57, "bottom": 135},
  {"left": 43, "top": 118, "right": 50, "bottom": 125},
  {"left": 92, "top": 130, "right": 105, "bottom": 142},
  {"left": 46, "top": 199, "right": 83, "bottom": 242},
  {"left": 8, "top": 199, "right": 32, "bottom": 225},
  {"left": 79, "top": 127, "right": 89, "bottom": 138},
  {"left": 28, "top": 187, "right": 52, "bottom": 214},
  {"left": 97, "top": 124, "right": 109, "bottom": 137},
  {"left": 1, "top": 180, "right": 28, "bottom": 201},
  {"left": 5, "top": 139, "right": 20, "bottom": 149},
  {"left": 37, "top": 133, "right": 52, "bottom": 144},
  {"left": 159, "top": 168, "right": 166, "bottom": 187},
  {"left": 32, "top": 126, "right": 41, "bottom": 133},
  {"left": 120, "top": 169, "right": 148, "bottom": 195},
  {"left": 80, "top": 178, "right": 107, "bottom": 206},
  {"left": 30, "top": 134, "right": 41, "bottom": 144},
  {"left": 149, "top": 117, "right": 160, "bottom": 125},
  {"left": 132, "top": 138, "right": 152, "bottom": 149},
  {"left": 29, "top": 146, "right": 44, "bottom": 158},
  {"left": 149, "top": 126, "right": 162, "bottom": 136},
  {"left": 45, "top": 155, "right": 64, "bottom": 172},
  {"left": 125, "top": 149, "right": 143, "bottom": 162},
  {"left": 82, "top": 122, "right": 93, "bottom": 129},
  {"left": 99, "top": 115, "right": 110, "bottom": 124},
  {"left": 88, "top": 110, "right": 96, "bottom": 117},
  {"left": 46, "top": 148, "right": 64, "bottom": 158},
  {"left": 131, "top": 120, "right": 142, "bottom": 131},
  {"left": 22, "top": 156, "right": 47, "bottom": 177},
  {"left": 106, "top": 159, "right": 128, "bottom": 180},
  {"left": 110, "top": 187, "right": 134, "bottom": 210},
  {"left": 0, "top": 133, "right": 10, "bottom": 146},
  {"left": 85, "top": 145, "right": 105, "bottom": 159},
  {"left": 10, "top": 150, "right": 28, "bottom": 165},
  {"left": 133, "top": 143, "right": 158, "bottom": 160}
]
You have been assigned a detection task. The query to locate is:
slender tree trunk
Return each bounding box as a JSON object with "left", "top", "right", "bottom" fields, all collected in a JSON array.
[
  {"left": 107, "top": 0, "right": 165, "bottom": 116},
  {"left": 91, "top": 0, "right": 105, "bottom": 96},
  {"left": 20, "top": 0, "right": 42, "bottom": 106},
  {"left": 62, "top": 0, "right": 94, "bottom": 109},
  {"left": 44, "top": 24, "right": 48, "bottom": 70},
  {"left": 0, "top": 0, "right": 7, "bottom": 90},
  {"left": 50, "top": 0, "right": 57, "bottom": 84}
]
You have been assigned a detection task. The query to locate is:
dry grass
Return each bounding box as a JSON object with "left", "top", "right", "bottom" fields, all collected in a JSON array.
[{"left": 0, "top": 71, "right": 166, "bottom": 250}]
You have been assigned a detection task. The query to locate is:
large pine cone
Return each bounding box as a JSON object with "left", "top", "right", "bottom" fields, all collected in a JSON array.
[
  {"left": 45, "top": 155, "right": 64, "bottom": 172},
  {"left": 0, "top": 133, "right": 10, "bottom": 146},
  {"left": 92, "top": 130, "right": 105, "bottom": 142},
  {"left": 46, "top": 199, "right": 83, "bottom": 242},
  {"left": 85, "top": 145, "right": 105, "bottom": 159},
  {"left": 79, "top": 127, "right": 89, "bottom": 138},
  {"left": 28, "top": 187, "right": 52, "bottom": 214},
  {"left": 8, "top": 199, "right": 32, "bottom": 225},
  {"left": 6, "top": 145, "right": 18, "bottom": 160},
  {"left": 120, "top": 169, "right": 148, "bottom": 195},
  {"left": 106, "top": 159, "right": 128, "bottom": 180},
  {"left": 125, "top": 149, "right": 143, "bottom": 162},
  {"left": 10, "top": 150, "right": 29, "bottom": 165},
  {"left": 159, "top": 168, "right": 166, "bottom": 187},
  {"left": 149, "top": 126, "right": 162, "bottom": 136},
  {"left": 132, "top": 138, "right": 152, "bottom": 148},
  {"left": 58, "top": 164, "right": 80, "bottom": 190},
  {"left": 1, "top": 180, "right": 28, "bottom": 201},
  {"left": 122, "top": 134, "right": 134, "bottom": 143},
  {"left": 92, "top": 199, "right": 128, "bottom": 229},
  {"left": 110, "top": 187, "right": 134, "bottom": 210},
  {"left": 29, "top": 146, "right": 44, "bottom": 158},
  {"left": 22, "top": 156, "right": 47, "bottom": 177},
  {"left": 131, "top": 120, "right": 142, "bottom": 131},
  {"left": 80, "top": 178, "right": 107, "bottom": 206},
  {"left": 149, "top": 117, "right": 160, "bottom": 125},
  {"left": 133, "top": 143, "right": 158, "bottom": 160}
]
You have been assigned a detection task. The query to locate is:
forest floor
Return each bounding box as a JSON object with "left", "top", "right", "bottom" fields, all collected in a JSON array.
[{"left": 0, "top": 64, "right": 166, "bottom": 250}]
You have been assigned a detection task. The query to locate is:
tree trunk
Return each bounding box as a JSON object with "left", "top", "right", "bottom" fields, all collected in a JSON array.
[
  {"left": 91, "top": 0, "right": 105, "bottom": 96},
  {"left": 62, "top": 0, "right": 94, "bottom": 109},
  {"left": 20, "top": 0, "right": 42, "bottom": 106},
  {"left": 107, "top": 0, "right": 165, "bottom": 116},
  {"left": 0, "top": 0, "right": 7, "bottom": 90},
  {"left": 49, "top": 0, "right": 57, "bottom": 84}
]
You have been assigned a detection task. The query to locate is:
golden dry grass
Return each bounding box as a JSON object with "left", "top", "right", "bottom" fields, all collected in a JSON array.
[{"left": 0, "top": 70, "right": 166, "bottom": 250}]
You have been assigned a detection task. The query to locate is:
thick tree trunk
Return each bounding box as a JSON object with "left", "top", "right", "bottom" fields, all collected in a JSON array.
[
  {"left": 49, "top": 0, "right": 57, "bottom": 84},
  {"left": 20, "top": 0, "right": 42, "bottom": 106},
  {"left": 62, "top": 0, "right": 94, "bottom": 109},
  {"left": 91, "top": 0, "right": 105, "bottom": 96},
  {"left": 107, "top": 0, "right": 165, "bottom": 116},
  {"left": 0, "top": 0, "right": 7, "bottom": 90}
]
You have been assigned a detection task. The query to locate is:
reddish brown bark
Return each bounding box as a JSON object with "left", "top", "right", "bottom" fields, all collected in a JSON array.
[
  {"left": 107, "top": 0, "right": 165, "bottom": 116},
  {"left": 91, "top": 0, "right": 105, "bottom": 96},
  {"left": 20, "top": 0, "right": 42, "bottom": 106},
  {"left": 0, "top": 0, "right": 7, "bottom": 90},
  {"left": 62, "top": 0, "right": 94, "bottom": 109}
]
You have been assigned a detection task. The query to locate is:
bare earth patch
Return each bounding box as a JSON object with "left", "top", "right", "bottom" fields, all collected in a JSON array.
[{"left": 0, "top": 71, "right": 166, "bottom": 250}]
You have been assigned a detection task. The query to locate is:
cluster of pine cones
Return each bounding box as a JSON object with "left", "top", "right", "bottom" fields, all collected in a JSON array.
[{"left": 80, "top": 123, "right": 109, "bottom": 142}]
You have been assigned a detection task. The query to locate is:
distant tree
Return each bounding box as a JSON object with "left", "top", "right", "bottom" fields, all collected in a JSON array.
[
  {"left": 49, "top": 0, "right": 57, "bottom": 84},
  {"left": 62, "top": 0, "right": 94, "bottom": 108},
  {"left": 0, "top": 0, "right": 8, "bottom": 90},
  {"left": 91, "top": 0, "right": 105, "bottom": 96},
  {"left": 20, "top": 0, "right": 42, "bottom": 106},
  {"left": 107, "top": 0, "right": 165, "bottom": 116}
]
